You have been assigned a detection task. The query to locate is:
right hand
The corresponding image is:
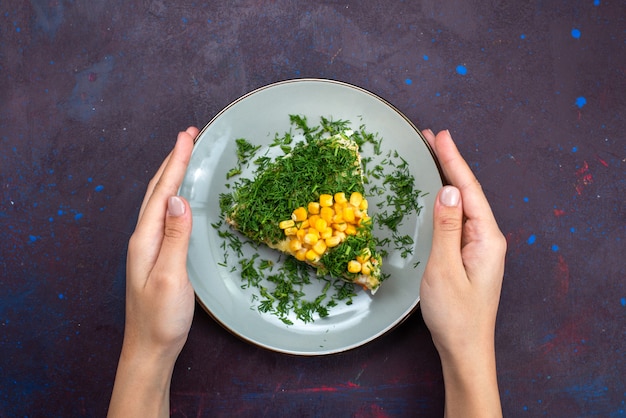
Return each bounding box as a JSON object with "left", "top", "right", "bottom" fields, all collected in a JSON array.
[{"left": 420, "top": 129, "right": 506, "bottom": 418}]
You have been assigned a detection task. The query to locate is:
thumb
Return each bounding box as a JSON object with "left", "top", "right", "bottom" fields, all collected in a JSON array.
[
  {"left": 429, "top": 186, "right": 464, "bottom": 264},
  {"left": 159, "top": 196, "right": 192, "bottom": 273}
]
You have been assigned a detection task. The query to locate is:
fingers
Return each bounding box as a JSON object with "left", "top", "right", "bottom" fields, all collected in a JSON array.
[
  {"left": 135, "top": 128, "right": 196, "bottom": 236},
  {"left": 139, "top": 152, "right": 172, "bottom": 220},
  {"left": 423, "top": 129, "right": 496, "bottom": 223},
  {"left": 138, "top": 127, "right": 199, "bottom": 221},
  {"left": 152, "top": 196, "right": 192, "bottom": 283},
  {"left": 185, "top": 126, "right": 200, "bottom": 138}
]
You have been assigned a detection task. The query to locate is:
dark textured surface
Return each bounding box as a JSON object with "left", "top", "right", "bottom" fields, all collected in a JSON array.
[{"left": 1, "top": 1, "right": 625, "bottom": 417}]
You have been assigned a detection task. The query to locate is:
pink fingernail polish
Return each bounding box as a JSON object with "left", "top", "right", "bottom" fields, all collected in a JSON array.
[
  {"left": 440, "top": 186, "right": 460, "bottom": 207},
  {"left": 168, "top": 196, "right": 185, "bottom": 217}
]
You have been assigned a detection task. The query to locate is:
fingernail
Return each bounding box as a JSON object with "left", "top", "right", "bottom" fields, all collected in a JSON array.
[
  {"left": 168, "top": 196, "right": 185, "bottom": 217},
  {"left": 439, "top": 186, "right": 460, "bottom": 207},
  {"left": 424, "top": 128, "right": 434, "bottom": 135}
]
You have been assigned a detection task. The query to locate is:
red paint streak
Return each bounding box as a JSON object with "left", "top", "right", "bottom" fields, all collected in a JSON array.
[
  {"left": 553, "top": 209, "right": 566, "bottom": 217},
  {"left": 294, "top": 381, "right": 361, "bottom": 394},
  {"left": 596, "top": 155, "right": 609, "bottom": 167},
  {"left": 576, "top": 160, "right": 590, "bottom": 175},
  {"left": 555, "top": 254, "right": 570, "bottom": 299},
  {"left": 574, "top": 160, "right": 593, "bottom": 195}
]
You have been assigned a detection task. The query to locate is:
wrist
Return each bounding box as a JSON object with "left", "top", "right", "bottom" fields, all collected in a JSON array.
[
  {"left": 438, "top": 342, "right": 502, "bottom": 418},
  {"left": 108, "top": 343, "right": 178, "bottom": 418}
]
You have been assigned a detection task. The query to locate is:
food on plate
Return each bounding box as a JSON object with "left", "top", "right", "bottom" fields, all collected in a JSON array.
[{"left": 221, "top": 122, "right": 384, "bottom": 293}]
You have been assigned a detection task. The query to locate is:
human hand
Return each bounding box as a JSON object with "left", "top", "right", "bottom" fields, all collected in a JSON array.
[
  {"left": 109, "top": 127, "right": 198, "bottom": 418},
  {"left": 420, "top": 129, "right": 506, "bottom": 418}
]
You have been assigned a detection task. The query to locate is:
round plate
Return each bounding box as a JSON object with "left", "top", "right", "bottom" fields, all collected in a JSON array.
[{"left": 180, "top": 79, "right": 443, "bottom": 355}]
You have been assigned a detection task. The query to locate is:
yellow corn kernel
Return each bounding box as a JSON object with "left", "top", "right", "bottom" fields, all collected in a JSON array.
[
  {"left": 279, "top": 219, "right": 295, "bottom": 229},
  {"left": 325, "top": 235, "right": 342, "bottom": 248},
  {"left": 308, "top": 214, "right": 320, "bottom": 228},
  {"left": 320, "top": 227, "right": 333, "bottom": 239},
  {"left": 333, "top": 222, "right": 347, "bottom": 232},
  {"left": 359, "top": 199, "right": 368, "bottom": 211},
  {"left": 289, "top": 239, "right": 302, "bottom": 253},
  {"left": 320, "top": 206, "right": 334, "bottom": 223},
  {"left": 347, "top": 260, "right": 362, "bottom": 274},
  {"left": 295, "top": 248, "right": 307, "bottom": 261},
  {"left": 361, "top": 261, "right": 373, "bottom": 276},
  {"left": 343, "top": 207, "right": 356, "bottom": 223},
  {"left": 319, "top": 194, "right": 333, "bottom": 207},
  {"left": 307, "top": 201, "right": 320, "bottom": 215},
  {"left": 292, "top": 207, "right": 308, "bottom": 222},
  {"left": 349, "top": 192, "right": 363, "bottom": 207},
  {"left": 303, "top": 232, "right": 319, "bottom": 245},
  {"left": 333, "top": 201, "right": 347, "bottom": 213},
  {"left": 314, "top": 218, "right": 328, "bottom": 233},
  {"left": 332, "top": 213, "right": 344, "bottom": 224},
  {"left": 345, "top": 224, "right": 357, "bottom": 236},
  {"left": 356, "top": 247, "right": 371, "bottom": 264},
  {"left": 312, "top": 239, "right": 327, "bottom": 255},
  {"left": 305, "top": 249, "right": 320, "bottom": 262},
  {"left": 333, "top": 231, "right": 346, "bottom": 241},
  {"left": 300, "top": 219, "right": 310, "bottom": 230},
  {"left": 334, "top": 192, "right": 347, "bottom": 204},
  {"left": 284, "top": 227, "right": 298, "bottom": 236},
  {"left": 296, "top": 228, "right": 307, "bottom": 241}
]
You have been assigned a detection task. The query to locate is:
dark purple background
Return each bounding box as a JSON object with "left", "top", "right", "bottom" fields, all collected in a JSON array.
[{"left": 1, "top": 1, "right": 624, "bottom": 417}]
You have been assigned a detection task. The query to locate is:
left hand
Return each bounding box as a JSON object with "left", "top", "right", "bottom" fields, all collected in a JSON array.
[
  {"left": 123, "top": 126, "right": 198, "bottom": 361},
  {"left": 108, "top": 127, "right": 198, "bottom": 418}
]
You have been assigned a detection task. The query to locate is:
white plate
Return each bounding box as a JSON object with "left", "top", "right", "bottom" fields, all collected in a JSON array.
[{"left": 180, "top": 79, "right": 443, "bottom": 355}]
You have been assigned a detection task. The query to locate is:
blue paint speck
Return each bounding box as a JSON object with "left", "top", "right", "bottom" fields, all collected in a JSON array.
[
  {"left": 571, "top": 28, "right": 581, "bottom": 39},
  {"left": 523, "top": 196, "right": 529, "bottom": 202},
  {"left": 58, "top": 293, "right": 64, "bottom": 300},
  {"left": 435, "top": 92, "right": 441, "bottom": 97},
  {"left": 95, "top": 185, "right": 104, "bottom": 192},
  {"left": 58, "top": 209, "right": 64, "bottom": 216},
  {"left": 456, "top": 65, "right": 467, "bottom": 75},
  {"left": 74, "top": 213, "right": 83, "bottom": 221},
  {"left": 572, "top": 146, "right": 578, "bottom": 152},
  {"left": 181, "top": 17, "right": 189, "bottom": 24},
  {"left": 15, "top": 27, "right": 21, "bottom": 33},
  {"left": 423, "top": 55, "right": 429, "bottom": 61},
  {"left": 575, "top": 96, "right": 587, "bottom": 108},
  {"left": 570, "top": 227, "right": 576, "bottom": 233},
  {"left": 551, "top": 244, "right": 559, "bottom": 252},
  {"left": 87, "top": 177, "right": 93, "bottom": 183},
  {"left": 620, "top": 297, "right": 626, "bottom": 307},
  {"left": 405, "top": 78, "right": 412, "bottom": 85},
  {"left": 520, "top": 34, "right": 526, "bottom": 39},
  {"left": 593, "top": 0, "right": 600, "bottom": 5},
  {"left": 29, "top": 235, "right": 38, "bottom": 243},
  {"left": 527, "top": 235, "right": 536, "bottom": 245}
]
